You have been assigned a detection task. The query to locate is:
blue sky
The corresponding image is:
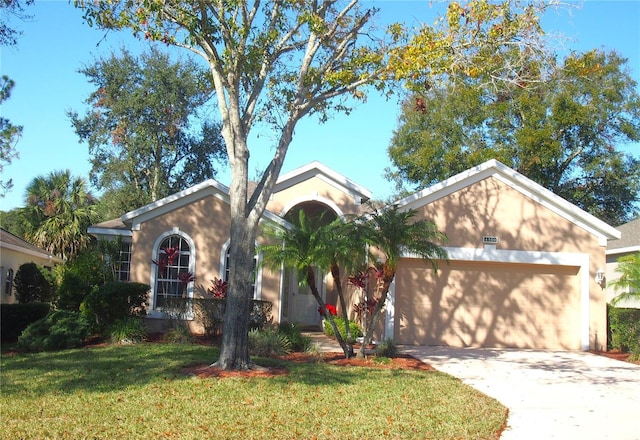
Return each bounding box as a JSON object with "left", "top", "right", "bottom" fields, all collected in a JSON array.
[{"left": 1, "top": 0, "right": 639, "bottom": 212}]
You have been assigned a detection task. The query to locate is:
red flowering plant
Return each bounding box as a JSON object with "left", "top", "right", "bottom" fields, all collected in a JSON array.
[
  {"left": 177, "top": 271, "right": 195, "bottom": 298},
  {"left": 317, "top": 304, "right": 337, "bottom": 317},
  {"left": 207, "top": 277, "right": 228, "bottom": 299}
]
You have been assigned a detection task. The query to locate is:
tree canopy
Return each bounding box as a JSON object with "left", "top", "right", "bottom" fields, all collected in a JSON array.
[
  {"left": 69, "top": 46, "right": 227, "bottom": 214},
  {"left": 0, "top": 76, "right": 21, "bottom": 196},
  {"left": 387, "top": 49, "right": 640, "bottom": 225},
  {"left": 75, "top": 0, "right": 554, "bottom": 370}
]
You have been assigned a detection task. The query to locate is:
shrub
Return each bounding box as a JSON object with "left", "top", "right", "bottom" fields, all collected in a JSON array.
[
  {"left": 80, "top": 282, "right": 148, "bottom": 334},
  {"left": 192, "top": 298, "right": 225, "bottom": 336},
  {"left": 162, "top": 325, "right": 194, "bottom": 344},
  {"left": 109, "top": 317, "right": 147, "bottom": 344},
  {"left": 0, "top": 303, "right": 51, "bottom": 342},
  {"left": 17, "top": 310, "right": 90, "bottom": 352},
  {"left": 56, "top": 272, "right": 92, "bottom": 311},
  {"left": 14, "top": 262, "right": 54, "bottom": 303},
  {"left": 248, "top": 328, "right": 291, "bottom": 357},
  {"left": 608, "top": 306, "right": 640, "bottom": 354},
  {"left": 323, "top": 317, "right": 362, "bottom": 343},
  {"left": 376, "top": 338, "right": 399, "bottom": 358},
  {"left": 278, "top": 322, "right": 312, "bottom": 352}
]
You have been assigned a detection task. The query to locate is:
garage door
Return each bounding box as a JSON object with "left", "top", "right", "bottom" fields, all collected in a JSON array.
[{"left": 394, "top": 259, "right": 581, "bottom": 349}]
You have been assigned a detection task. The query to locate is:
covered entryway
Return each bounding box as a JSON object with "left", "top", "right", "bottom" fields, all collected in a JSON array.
[{"left": 391, "top": 247, "right": 589, "bottom": 350}]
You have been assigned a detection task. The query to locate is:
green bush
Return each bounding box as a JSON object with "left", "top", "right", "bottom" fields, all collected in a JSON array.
[
  {"left": 248, "top": 327, "right": 291, "bottom": 356},
  {"left": 278, "top": 322, "right": 312, "bottom": 352},
  {"left": 192, "top": 298, "right": 225, "bottom": 336},
  {"left": 608, "top": 306, "right": 640, "bottom": 354},
  {"left": 80, "top": 282, "right": 148, "bottom": 334},
  {"left": 14, "top": 262, "right": 54, "bottom": 303},
  {"left": 376, "top": 338, "right": 399, "bottom": 358},
  {"left": 56, "top": 273, "right": 92, "bottom": 311},
  {"left": 17, "top": 310, "right": 90, "bottom": 352},
  {"left": 109, "top": 317, "right": 148, "bottom": 344},
  {"left": 0, "top": 303, "right": 51, "bottom": 342},
  {"left": 323, "top": 317, "right": 362, "bottom": 342},
  {"left": 162, "top": 325, "right": 194, "bottom": 344}
]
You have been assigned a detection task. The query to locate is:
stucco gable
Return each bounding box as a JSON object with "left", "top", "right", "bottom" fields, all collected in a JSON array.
[
  {"left": 394, "top": 159, "right": 620, "bottom": 245},
  {"left": 274, "top": 161, "right": 372, "bottom": 205},
  {"left": 115, "top": 178, "right": 287, "bottom": 231}
]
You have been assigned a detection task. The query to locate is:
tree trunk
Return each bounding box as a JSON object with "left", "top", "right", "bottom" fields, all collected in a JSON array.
[
  {"left": 357, "top": 266, "right": 395, "bottom": 358},
  {"left": 331, "top": 263, "right": 354, "bottom": 358}
]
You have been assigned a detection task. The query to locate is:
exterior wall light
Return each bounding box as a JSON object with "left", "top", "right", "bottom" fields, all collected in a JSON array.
[{"left": 595, "top": 268, "right": 605, "bottom": 287}]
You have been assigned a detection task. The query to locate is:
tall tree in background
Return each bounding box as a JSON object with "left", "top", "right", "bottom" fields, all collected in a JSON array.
[
  {"left": 387, "top": 49, "right": 640, "bottom": 225},
  {"left": 0, "top": 76, "right": 21, "bottom": 196},
  {"left": 0, "top": 0, "right": 33, "bottom": 196},
  {"left": 23, "top": 170, "right": 98, "bottom": 260},
  {"left": 69, "top": 47, "right": 226, "bottom": 215},
  {"left": 76, "top": 0, "right": 553, "bottom": 370}
]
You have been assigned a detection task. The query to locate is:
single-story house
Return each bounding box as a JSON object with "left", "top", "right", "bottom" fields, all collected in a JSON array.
[
  {"left": 0, "top": 228, "right": 64, "bottom": 304},
  {"left": 89, "top": 159, "right": 620, "bottom": 351},
  {"left": 606, "top": 218, "right": 640, "bottom": 308}
]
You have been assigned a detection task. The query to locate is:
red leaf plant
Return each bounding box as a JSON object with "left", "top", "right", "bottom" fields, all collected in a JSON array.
[
  {"left": 207, "top": 277, "right": 228, "bottom": 299},
  {"left": 318, "top": 304, "right": 337, "bottom": 317}
]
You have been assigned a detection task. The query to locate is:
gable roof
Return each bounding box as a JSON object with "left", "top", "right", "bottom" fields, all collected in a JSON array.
[
  {"left": 91, "top": 178, "right": 288, "bottom": 233},
  {"left": 275, "top": 161, "right": 372, "bottom": 205},
  {"left": 394, "top": 159, "right": 621, "bottom": 245},
  {"left": 607, "top": 217, "right": 640, "bottom": 255},
  {"left": 0, "top": 228, "right": 64, "bottom": 263}
]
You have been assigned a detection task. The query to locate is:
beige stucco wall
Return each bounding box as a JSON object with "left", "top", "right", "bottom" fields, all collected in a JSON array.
[
  {"left": 395, "top": 176, "right": 608, "bottom": 350},
  {"left": 0, "top": 248, "right": 59, "bottom": 305}
]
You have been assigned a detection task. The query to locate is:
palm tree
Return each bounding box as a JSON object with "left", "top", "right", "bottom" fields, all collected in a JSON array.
[
  {"left": 356, "top": 204, "right": 447, "bottom": 358},
  {"left": 24, "top": 170, "right": 98, "bottom": 259},
  {"left": 260, "top": 210, "right": 365, "bottom": 358},
  {"left": 609, "top": 253, "right": 640, "bottom": 306}
]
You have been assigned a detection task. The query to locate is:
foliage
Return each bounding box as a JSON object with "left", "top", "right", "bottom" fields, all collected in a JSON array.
[
  {"left": 323, "top": 317, "right": 363, "bottom": 343},
  {"left": 376, "top": 338, "right": 399, "bottom": 358},
  {"left": 249, "top": 300, "right": 273, "bottom": 331},
  {"left": 69, "top": 46, "right": 226, "bottom": 212},
  {"left": 0, "top": 75, "right": 22, "bottom": 195},
  {"left": 387, "top": 50, "right": 640, "bottom": 225},
  {"left": 608, "top": 306, "right": 640, "bottom": 357},
  {"left": 80, "top": 281, "right": 148, "bottom": 334},
  {"left": 17, "top": 310, "right": 90, "bottom": 352},
  {"left": 0, "top": 302, "right": 50, "bottom": 342},
  {"left": 0, "top": 344, "right": 506, "bottom": 439},
  {"left": 13, "top": 262, "right": 54, "bottom": 303},
  {"left": 162, "top": 325, "right": 194, "bottom": 344},
  {"left": 277, "top": 322, "right": 312, "bottom": 353},
  {"left": 22, "top": 170, "right": 98, "bottom": 259},
  {"left": 609, "top": 253, "right": 640, "bottom": 306},
  {"left": 75, "top": 0, "right": 551, "bottom": 370},
  {"left": 355, "top": 204, "right": 447, "bottom": 355},
  {"left": 109, "top": 317, "right": 148, "bottom": 345},
  {"left": 318, "top": 304, "right": 337, "bottom": 317},
  {"left": 0, "top": 0, "right": 34, "bottom": 47},
  {"left": 207, "top": 277, "right": 228, "bottom": 298},
  {"left": 248, "top": 327, "right": 292, "bottom": 357},
  {"left": 192, "top": 297, "right": 226, "bottom": 336}
]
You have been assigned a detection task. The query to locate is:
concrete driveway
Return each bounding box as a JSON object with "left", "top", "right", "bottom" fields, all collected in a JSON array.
[{"left": 401, "top": 346, "right": 640, "bottom": 440}]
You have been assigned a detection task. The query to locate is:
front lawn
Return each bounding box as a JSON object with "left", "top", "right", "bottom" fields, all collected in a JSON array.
[{"left": 1, "top": 343, "right": 506, "bottom": 439}]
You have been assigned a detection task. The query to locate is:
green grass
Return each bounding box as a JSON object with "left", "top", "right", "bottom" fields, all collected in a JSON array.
[{"left": 1, "top": 343, "right": 506, "bottom": 439}]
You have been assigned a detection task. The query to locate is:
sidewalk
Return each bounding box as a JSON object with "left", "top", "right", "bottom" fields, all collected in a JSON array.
[{"left": 303, "top": 332, "right": 343, "bottom": 352}]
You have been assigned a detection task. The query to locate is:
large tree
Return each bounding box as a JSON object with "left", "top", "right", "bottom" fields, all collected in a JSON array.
[
  {"left": 0, "top": 76, "right": 21, "bottom": 196},
  {"left": 69, "top": 47, "right": 226, "bottom": 213},
  {"left": 23, "top": 170, "right": 98, "bottom": 260},
  {"left": 387, "top": 49, "right": 640, "bottom": 225},
  {"left": 76, "top": 0, "right": 552, "bottom": 370}
]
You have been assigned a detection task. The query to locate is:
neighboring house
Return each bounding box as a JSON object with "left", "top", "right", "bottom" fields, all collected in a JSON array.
[
  {"left": 0, "top": 228, "right": 64, "bottom": 304},
  {"left": 89, "top": 159, "right": 620, "bottom": 351},
  {"left": 606, "top": 218, "right": 640, "bottom": 308}
]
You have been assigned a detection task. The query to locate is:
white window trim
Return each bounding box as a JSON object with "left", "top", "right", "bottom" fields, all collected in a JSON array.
[{"left": 147, "top": 228, "right": 196, "bottom": 319}]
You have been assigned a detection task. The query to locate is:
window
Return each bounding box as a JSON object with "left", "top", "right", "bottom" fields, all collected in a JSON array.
[
  {"left": 116, "top": 241, "right": 131, "bottom": 282},
  {"left": 5, "top": 268, "right": 13, "bottom": 296},
  {"left": 222, "top": 244, "right": 261, "bottom": 299},
  {"left": 153, "top": 234, "right": 193, "bottom": 309}
]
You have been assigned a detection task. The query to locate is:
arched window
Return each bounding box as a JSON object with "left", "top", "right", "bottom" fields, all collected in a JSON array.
[
  {"left": 152, "top": 233, "right": 194, "bottom": 310},
  {"left": 221, "top": 241, "right": 262, "bottom": 299}
]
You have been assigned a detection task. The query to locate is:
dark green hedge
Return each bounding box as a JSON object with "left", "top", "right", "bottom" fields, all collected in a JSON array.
[
  {"left": 608, "top": 306, "right": 640, "bottom": 353},
  {"left": 1, "top": 303, "right": 51, "bottom": 342}
]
